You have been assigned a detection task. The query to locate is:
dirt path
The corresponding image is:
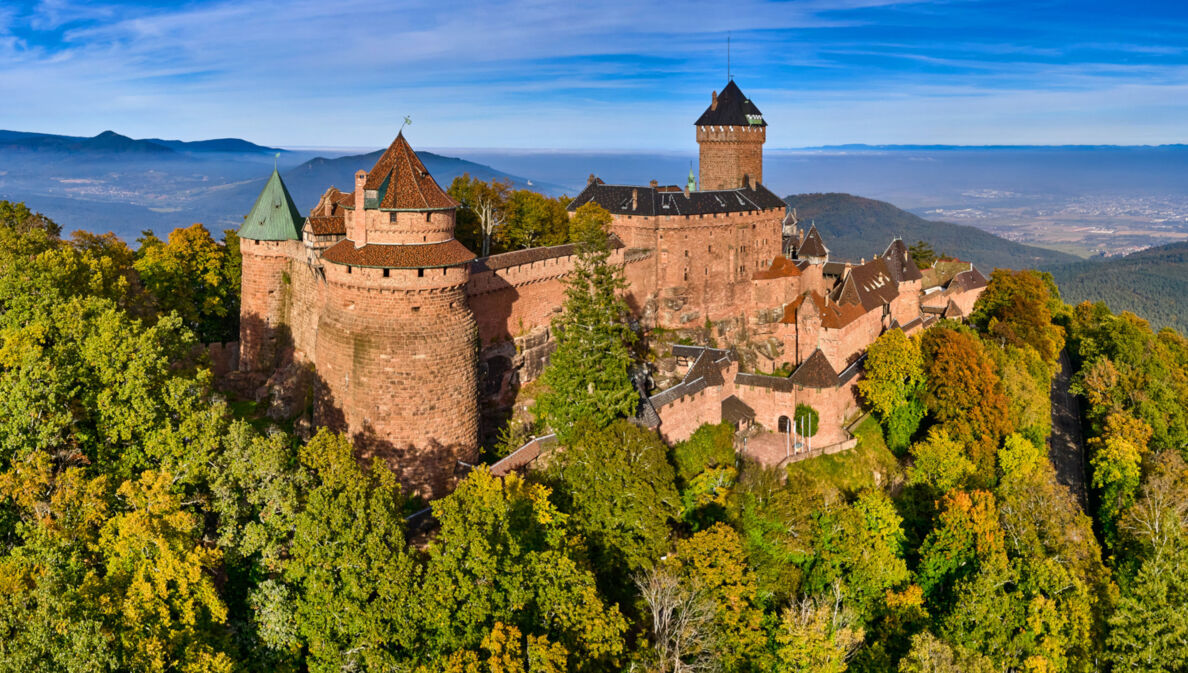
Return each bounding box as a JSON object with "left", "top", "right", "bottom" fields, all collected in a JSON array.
[{"left": 1049, "top": 349, "right": 1089, "bottom": 509}]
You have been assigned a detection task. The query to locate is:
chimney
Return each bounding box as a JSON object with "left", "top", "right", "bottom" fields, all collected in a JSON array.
[
  {"left": 351, "top": 170, "right": 367, "bottom": 246},
  {"left": 742, "top": 174, "right": 751, "bottom": 189},
  {"left": 711, "top": 90, "right": 718, "bottom": 111},
  {"left": 649, "top": 179, "right": 658, "bottom": 189},
  {"left": 683, "top": 183, "right": 690, "bottom": 198},
  {"left": 631, "top": 188, "right": 639, "bottom": 211},
  {"left": 587, "top": 173, "right": 597, "bottom": 186}
]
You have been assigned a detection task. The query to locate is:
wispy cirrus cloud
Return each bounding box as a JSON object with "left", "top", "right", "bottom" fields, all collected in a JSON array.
[{"left": 1, "top": 0, "right": 1186, "bottom": 148}]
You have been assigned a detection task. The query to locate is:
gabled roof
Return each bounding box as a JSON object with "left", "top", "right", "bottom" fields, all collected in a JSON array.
[
  {"left": 695, "top": 80, "right": 766, "bottom": 127},
  {"left": 240, "top": 169, "right": 304, "bottom": 241},
  {"left": 753, "top": 255, "right": 802, "bottom": 280},
  {"left": 882, "top": 239, "right": 924, "bottom": 283},
  {"left": 360, "top": 133, "right": 458, "bottom": 211},
  {"left": 567, "top": 178, "right": 786, "bottom": 216},
  {"left": 943, "top": 299, "right": 965, "bottom": 319},
  {"left": 789, "top": 349, "right": 840, "bottom": 389},
  {"left": 781, "top": 290, "right": 867, "bottom": 330},
  {"left": 721, "top": 395, "right": 756, "bottom": 424},
  {"left": 840, "top": 257, "right": 900, "bottom": 312},
  {"left": 798, "top": 224, "right": 828, "bottom": 258}
]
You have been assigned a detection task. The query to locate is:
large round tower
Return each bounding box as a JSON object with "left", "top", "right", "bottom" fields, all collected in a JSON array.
[
  {"left": 314, "top": 133, "right": 479, "bottom": 498},
  {"left": 695, "top": 80, "right": 767, "bottom": 190}
]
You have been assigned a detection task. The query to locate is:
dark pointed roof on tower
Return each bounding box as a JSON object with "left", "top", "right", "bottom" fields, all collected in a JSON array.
[
  {"left": 798, "top": 224, "right": 829, "bottom": 258},
  {"left": 240, "top": 168, "right": 304, "bottom": 241},
  {"left": 362, "top": 132, "right": 458, "bottom": 211},
  {"left": 695, "top": 80, "right": 766, "bottom": 127}
]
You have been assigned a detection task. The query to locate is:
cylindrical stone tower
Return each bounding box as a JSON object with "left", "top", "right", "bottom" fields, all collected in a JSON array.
[
  {"left": 313, "top": 133, "right": 479, "bottom": 498},
  {"left": 237, "top": 169, "right": 305, "bottom": 371}
]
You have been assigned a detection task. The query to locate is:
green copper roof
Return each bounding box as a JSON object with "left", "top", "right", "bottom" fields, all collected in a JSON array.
[{"left": 240, "top": 169, "right": 304, "bottom": 241}]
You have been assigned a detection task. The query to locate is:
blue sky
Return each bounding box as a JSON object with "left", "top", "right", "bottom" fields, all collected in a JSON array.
[{"left": 1, "top": 0, "right": 1186, "bottom": 149}]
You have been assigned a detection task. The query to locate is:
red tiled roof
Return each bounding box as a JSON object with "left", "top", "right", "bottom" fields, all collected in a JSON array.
[
  {"left": 306, "top": 215, "right": 345, "bottom": 236},
  {"left": 322, "top": 238, "right": 475, "bottom": 268},
  {"left": 754, "top": 255, "right": 802, "bottom": 280},
  {"left": 364, "top": 133, "right": 458, "bottom": 210},
  {"left": 781, "top": 291, "right": 867, "bottom": 329}
]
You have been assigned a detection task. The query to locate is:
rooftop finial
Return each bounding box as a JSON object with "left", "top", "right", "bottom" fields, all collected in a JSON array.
[
  {"left": 274, "top": 152, "right": 279, "bottom": 171},
  {"left": 399, "top": 115, "right": 412, "bottom": 135}
]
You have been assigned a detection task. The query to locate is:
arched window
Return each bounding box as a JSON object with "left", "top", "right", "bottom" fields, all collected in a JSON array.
[{"left": 778, "top": 415, "right": 791, "bottom": 433}]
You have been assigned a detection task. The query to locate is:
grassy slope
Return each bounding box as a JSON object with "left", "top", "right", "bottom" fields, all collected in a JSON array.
[
  {"left": 1049, "top": 241, "right": 1188, "bottom": 334},
  {"left": 784, "top": 416, "right": 901, "bottom": 494},
  {"left": 784, "top": 193, "right": 1080, "bottom": 272}
]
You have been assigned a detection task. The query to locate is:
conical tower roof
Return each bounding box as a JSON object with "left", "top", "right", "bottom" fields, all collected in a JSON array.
[
  {"left": 240, "top": 168, "right": 304, "bottom": 241},
  {"left": 363, "top": 132, "right": 458, "bottom": 210}
]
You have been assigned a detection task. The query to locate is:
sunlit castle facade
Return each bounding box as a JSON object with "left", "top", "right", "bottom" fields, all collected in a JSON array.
[{"left": 236, "top": 80, "right": 987, "bottom": 497}]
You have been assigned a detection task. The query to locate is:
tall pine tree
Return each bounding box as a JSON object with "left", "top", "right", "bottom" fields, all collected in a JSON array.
[{"left": 534, "top": 203, "right": 637, "bottom": 441}]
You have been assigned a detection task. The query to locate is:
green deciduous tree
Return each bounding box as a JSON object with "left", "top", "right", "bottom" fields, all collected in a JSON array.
[
  {"left": 970, "top": 269, "right": 1066, "bottom": 366},
  {"left": 858, "top": 329, "right": 925, "bottom": 453},
  {"left": 135, "top": 223, "right": 239, "bottom": 342},
  {"left": 418, "top": 469, "right": 626, "bottom": 671},
  {"left": 671, "top": 523, "right": 765, "bottom": 671},
  {"left": 772, "top": 588, "right": 864, "bottom": 673},
  {"left": 907, "top": 428, "right": 974, "bottom": 493},
  {"left": 534, "top": 203, "right": 636, "bottom": 439}
]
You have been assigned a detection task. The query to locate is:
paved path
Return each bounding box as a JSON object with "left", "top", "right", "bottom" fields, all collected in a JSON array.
[{"left": 1049, "top": 349, "right": 1089, "bottom": 509}]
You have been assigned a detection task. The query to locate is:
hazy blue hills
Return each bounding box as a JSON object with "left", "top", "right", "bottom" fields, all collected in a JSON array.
[
  {"left": 0, "top": 129, "right": 287, "bottom": 155},
  {"left": 142, "top": 137, "right": 285, "bottom": 154},
  {"left": 279, "top": 149, "right": 570, "bottom": 205},
  {"left": 783, "top": 192, "right": 1080, "bottom": 271},
  {"left": 0, "top": 131, "right": 568, "bottom": 238},
  {"left": 1049, "top": 242, "right": 1188, "bottom": 334},
  {"left": 0, "top": 130, "right": 176, "bottom": 154}
]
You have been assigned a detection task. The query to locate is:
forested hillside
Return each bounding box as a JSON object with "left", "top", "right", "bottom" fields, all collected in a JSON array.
[
  {"left": 0, "top": 199, "right": 1185, "bottom": 671},
  {"left": 784, "top": 192, "right": 1080, "bottom": 271},
  {"left": 1050, "top": 241, "right": 1188, "bottom": 334}
]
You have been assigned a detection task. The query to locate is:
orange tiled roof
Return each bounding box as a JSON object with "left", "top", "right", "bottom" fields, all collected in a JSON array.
[
  {"left": 754, "top": 255, "right": 802, "bottom": 280},
  {"left": 364, "top": 133, "right": 458, "bottom": 210},
  {"left": 781, "top": 291, "right": 867, "bottom": 329},
  {"left": 322, "top": 238, "right": 475, "bottom": 268}
]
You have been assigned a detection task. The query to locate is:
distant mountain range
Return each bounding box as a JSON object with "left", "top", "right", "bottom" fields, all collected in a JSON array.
[
  {"left": 1049, "top": 242, "right": 1188, "bottom": 335},
  {"left": 783, "top": 193, "right": 1080, "bottom": 272},
  {"left": 276, "top": 149, "right": 569, "bottom": 209},
  {"left": 0, "top": 129, "right": 283, "bottom": 155},
  {"left": 0, "top": 130, "right": 570, "bottom": 238}
]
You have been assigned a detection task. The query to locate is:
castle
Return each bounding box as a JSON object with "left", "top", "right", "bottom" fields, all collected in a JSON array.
[{"left": 236, "top": 80, "right": 986, "bottom": 497}]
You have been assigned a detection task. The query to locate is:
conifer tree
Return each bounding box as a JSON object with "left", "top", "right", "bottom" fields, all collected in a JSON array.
[{"left": 535, "top": 203, "right": 637, "bottom": 440}]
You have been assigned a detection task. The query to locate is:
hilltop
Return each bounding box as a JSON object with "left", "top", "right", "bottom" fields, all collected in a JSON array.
[
  {"left": 784, "top": 192, "right": 1080, "bottom": 271},
  {"left": 1049, "top": 241, "right": 1188, "bottom": 334}
]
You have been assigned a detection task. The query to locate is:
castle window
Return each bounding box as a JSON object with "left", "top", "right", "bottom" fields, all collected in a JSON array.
[
  {"left": 383, "top": 268, "right": 390, "bottom": 278},
  {"left": 425, "top": 212, "right": 431, "bottom": 222},
  {"left": 347, "top": 266, "right": 352, "bottom": 274},
  {"left": 389, "top": 212, "right": 398, "bottom": 222},
  {"left": 412, "top": 306, "right": 420, "bottom": 312},
  {"left": 683, "top": 269, "right": 688, "bottom": 282},
  {"left": 418, "top": 268, "right": 425, "bottom": 277}
]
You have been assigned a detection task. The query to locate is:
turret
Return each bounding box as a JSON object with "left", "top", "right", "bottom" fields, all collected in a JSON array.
[
  {"left": 314, "top": 132, "right": 479, "bottom": 498},
  {"left": 238, "top": 168, "right": 304, "bottom": 371}
]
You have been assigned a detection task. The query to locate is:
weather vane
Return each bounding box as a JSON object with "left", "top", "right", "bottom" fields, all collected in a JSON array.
[{"left": 400, "top": 116, "right": 413, "bottom": 134}]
